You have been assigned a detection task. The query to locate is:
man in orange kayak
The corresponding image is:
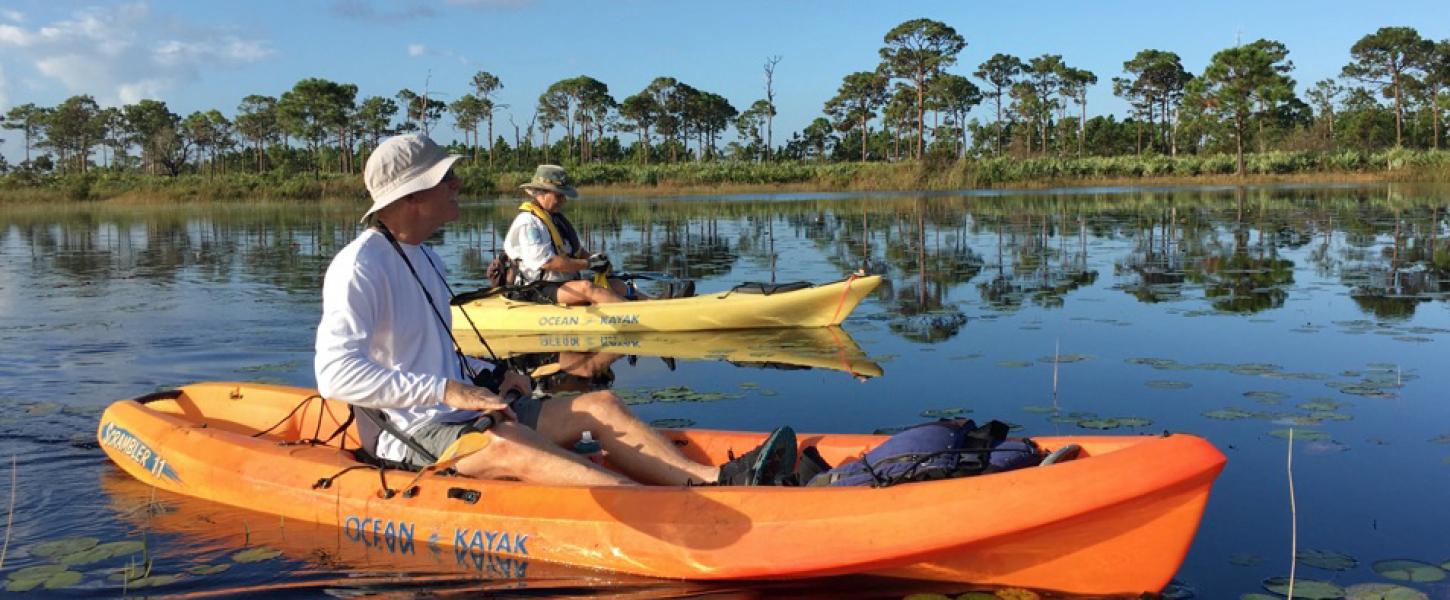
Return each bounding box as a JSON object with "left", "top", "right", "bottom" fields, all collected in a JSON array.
[
  {"left": 502, "top": 164, "right": 642, "bottom": 305},
  {"left": 314, "top": 134, "right": 793, "bottom": 487}
]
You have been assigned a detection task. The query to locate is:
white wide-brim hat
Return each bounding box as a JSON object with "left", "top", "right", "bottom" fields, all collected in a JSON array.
[{"left": 361, "top": 133, "right": 463, "bottom": 223}]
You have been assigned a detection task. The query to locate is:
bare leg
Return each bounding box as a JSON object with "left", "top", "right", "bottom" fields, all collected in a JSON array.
[
  {"left": 555, "top": 280, "right": 626, "bottom": 305},
  {"left": 535, "top": 391, "right": 719, "bottom": 485},
  {"left": 452, "top": 421, "right": 637, "bottom": 486}
]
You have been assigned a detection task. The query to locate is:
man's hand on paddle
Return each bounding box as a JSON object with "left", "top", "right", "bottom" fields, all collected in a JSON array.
[{"left": 444, "top": 377, "right": 530, "bottom": 421}]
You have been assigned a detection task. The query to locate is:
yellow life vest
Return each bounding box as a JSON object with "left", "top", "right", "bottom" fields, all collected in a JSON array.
[{"left": 518, "top": 202, "right": 608, "bottom": 287}]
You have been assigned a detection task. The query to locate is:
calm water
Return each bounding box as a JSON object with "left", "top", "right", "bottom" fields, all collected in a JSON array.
[{"left": 1, "top": 185, "right": 1448, "bottom": 598}]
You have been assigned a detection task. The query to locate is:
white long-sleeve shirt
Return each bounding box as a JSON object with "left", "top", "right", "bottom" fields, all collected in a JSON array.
[
  {"left": 503, "top": 211, "right": 579, "bottom": 283},
  {"left": 315, "top": 229, "right": 480, "bottom": 461}
]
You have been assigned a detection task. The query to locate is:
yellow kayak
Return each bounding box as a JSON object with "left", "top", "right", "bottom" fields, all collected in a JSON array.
[
  {"left": 456, "top": 327, "right": 884, "bottom": 378},
  {"left": 451, "top": 275, "right": 881, "bottom": 333}
]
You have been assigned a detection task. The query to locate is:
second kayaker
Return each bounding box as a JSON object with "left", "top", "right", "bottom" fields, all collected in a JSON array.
[{"left": 503, "top": 164, "right": 645, "bottom": 305}]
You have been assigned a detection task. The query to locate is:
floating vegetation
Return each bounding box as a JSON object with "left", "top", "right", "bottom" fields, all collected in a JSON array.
[
  {"left": 737, "top": 382, "right": 759, "bottom": 390},
  {"left": 1145, "top": 380, "right": 1192, "bottom": 390},
  {"left": 1203, "top": 408, "right": 1255, "bottom": 420},
  {"left": 187, "top": 564, "right": 231, "bottom": 575},
  {"left": 1335, "top": 385, "right": 1398, "bottom": 399},
  {"left": 1039, "top": 353, "right": 1091, "bottom": 364},
  {"left": 1393, "top": 336, "right": 1433, "bottom": 343},
  {"left": 1228, "top": 552, "right": 1262, "bottom": 567},
  {"left": 1262, "top": 576, "right": 1344, "bottom": 599},
  {"left": 920, "top": 408, "right": 969, "bottom": 418},
  {"left": 1344, "top": 582, "right": 1429, "bottom": 600},
  {"left": 117, "top": 573, "right": 184, "bottom": 589},
  {"left": 1077, "top": 417, "right": 1151, "bottom": 430},
  {"left": 1299, "top": 399, "right": 1348, "bottom": 411},
  {"left": 30, "top": 536, "right": 100, "bottom": 558},
  {"left": 1371, "top": 559, "right": 1446, "bottom": 582},
  {"left": 758, "top": 389, "right": 779, "bottom": 397},
  {"left": 1244, "top": 391, "right": 1289, "bottom": 402},
  {"left": 649, "top": 418, "right": 695, "bottom": 428},
  {"left": 1125, "top": 357, "right": 1184, "bottom": 370},
  {"left": 638, "top": 386, "right": 742, "bottom": 404},
  {"left": 1297, "top": 548, "right": 1358, "bottom": 571},
  {"left": 5, "top": 564, "right": 78, "bottom": 592},
  {"left": 1231, "top": 363, "right": 1284, "bottom": 376},
  {"left": 24, "top": 402, "right": 62, "bottom": 417},
  {"left": 1304, "top": 440, "right": 1351, "bottom": 454},
  {"left": 947, "top": 353, "right": 983, "bottom": 361},
  {"left": 994, "top": 360, "right": 1034, "bottom": 369},
  {"left": 1269, "top": 429, "right": 1330, "bottom": 442},
  {"left": 1021, "top": 405, "right": 1058, "bottom": 414},
  {"left": 1307, "top": 411, "right": 1353, "bottom": 422},
  {"left": 1430, "top": 434, "right": 1450, "bottom": 444},
  {"left": 231, "top": 547, "right": 283, "bottom": 563}
]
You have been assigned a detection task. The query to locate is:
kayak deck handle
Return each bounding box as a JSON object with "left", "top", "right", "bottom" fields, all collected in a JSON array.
[{"left": 448, "top": 487, "right": 482, "bottom": 504}]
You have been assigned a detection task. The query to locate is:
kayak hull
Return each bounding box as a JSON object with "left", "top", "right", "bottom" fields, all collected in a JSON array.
[
  {"left": 451, "top": 275, "right": 881, "bottom": 333},
  {"left": 98, "top": 382, "right": 1225, "bottom": 595}
]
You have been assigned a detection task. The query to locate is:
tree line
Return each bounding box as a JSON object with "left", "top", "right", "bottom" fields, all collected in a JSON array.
[{"left": 1, "top": 21, "right": 1447, "bottom": 180}]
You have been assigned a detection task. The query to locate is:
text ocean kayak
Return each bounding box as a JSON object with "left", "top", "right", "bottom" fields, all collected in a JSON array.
[
  {"left": 99, "top": 382, "right": 1225, "bottom": 595},
  {"left": 451, "top": 275, "right": 881, "bottom": 333}
]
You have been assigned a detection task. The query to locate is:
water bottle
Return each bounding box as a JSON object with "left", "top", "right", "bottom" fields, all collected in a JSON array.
[{"left": 573, "top": 430, "right": 604, "bottom": 465}]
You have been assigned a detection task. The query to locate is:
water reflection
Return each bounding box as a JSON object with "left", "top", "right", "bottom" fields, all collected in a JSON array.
[{"left": 457, "top": 327, "right": 883, "bottom": 380}]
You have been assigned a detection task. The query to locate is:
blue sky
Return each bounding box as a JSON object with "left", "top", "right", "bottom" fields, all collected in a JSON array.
[{"left": 0, "top": 0, "right": 1445, "bottom": 160}]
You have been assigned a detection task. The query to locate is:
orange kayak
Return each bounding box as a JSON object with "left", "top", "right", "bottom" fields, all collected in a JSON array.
[{"left": 98, "top": 382, "right": 1225, "bottom": 596}]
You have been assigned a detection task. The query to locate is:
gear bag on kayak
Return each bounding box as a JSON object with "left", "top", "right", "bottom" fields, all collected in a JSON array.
[{"left": 807, "top": 419, "right": 1043, "bottom": 487}]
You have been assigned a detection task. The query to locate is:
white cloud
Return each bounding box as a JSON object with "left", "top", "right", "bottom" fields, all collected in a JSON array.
[
  {"left": 0, "top": 63, "right": 9, "bottom": 111},
  {"left": 445, "top": 0, "right": 533, "bottom": 8},
  {"left": 0, "top": 3, "right": 273, "bottom": 104},
  {"left": 408, "top": 44, "right": 427, "bottom": 57},
  {"left": 1, "top": 10, "right": 22, "bottom": 23}
]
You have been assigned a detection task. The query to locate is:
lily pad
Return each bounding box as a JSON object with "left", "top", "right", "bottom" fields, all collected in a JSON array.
[
  {"left": 1204, "top": 408, "right": 1255, "bottom": 420},
  {"left": 94, "top": 540, "right": 146, "bottom": 557},
  {"left": 1345, "top": 583, "right": 1429, "bottom": 600},
  {"left": 231, "top": 546, "right": 283, "bottom": 563},
  {"left": 956, "top": 593, "right": 998, "bottom": 600},
  {"left": 1240, "top": 594, "right": 1280, "bottom": 600},
  {"left": 187, "top": 564, "right": 231, "bottom": 575},
  {"left": 1262, "top": 576, "right": 1344, "bottom": 599},
  {"left": 737, "top": 382, "right": 759, "bottom": 390},
  {"left": 1372, "top": 559, "right": 1446, "bottom": 582},
  {"left": 58, "top": 546, "right": 114, "bottom": 566},
  {"left": 1299, "top": 400, "right": 1347, "bottom": 411},
  {"left": 994, "top": 360, "right": 1034, "bottom": 369},
  {"left": 1145, "top": 380, "right": 1192, "bottom": 390},
  {"left": 1269, "top": 429, "right": 1330, "bottom": 442},
  {"left": 31, "top": 536, "right": 100, "bottom": 558},
  {"left": 124, "top": 573, "right": 184, "bottom": 589},
  {"left": 1297, "top": 549, "right": 1357, "bottom": 571},
  {"left": 1077, "top": 418, "right": 1121, "bottom": 430},
  {"left": 1021, "top": 405, "right": 1057, "bottom": 414},
  {"left": 40, "top": 570, "right": 83, "bottom": 590},
  {"left": 1039, "top": 353, "right": 1091, "bottom": 364},
  {"left": 1126, "top": 357, "right": 1182, "bottom": 369},
  {"left": 921, "top": 408, "right": 969, "bottom": 418},
  {"left": 24, "top": 402, "right": 61, "bottom": 416},
  {"left": 649, "top": 418, "right": 695, "bottom": 428},
  {"left": 1229, "top": 553, "right": 1262, "bottom": 567},
  {"left": 1244, "top": 391, "right": 1289, "bottom": 401}
]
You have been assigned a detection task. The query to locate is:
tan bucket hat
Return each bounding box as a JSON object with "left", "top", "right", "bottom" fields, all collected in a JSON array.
[
  {"left": 519, "top": 164, "right": 578, "bottom": 198},
  {"left": 361, "top": 134, "right": 462, "bottom": 223}
]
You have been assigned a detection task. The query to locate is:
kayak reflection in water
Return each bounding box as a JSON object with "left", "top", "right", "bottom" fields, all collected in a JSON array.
[
  {"left": 316, "top": 135, "right": 794, "bottom": 488},
  {"left": 504, "top": 164, "right": 648, "bottom": 306}
]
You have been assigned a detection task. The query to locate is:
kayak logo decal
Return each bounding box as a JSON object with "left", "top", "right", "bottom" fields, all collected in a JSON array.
[
  {"left": 598, "top": 314, "right": 639, "bottom": 325},
  {"left": 538, "top": 316, "right": 580, "bottom": 327},
  {"left": 100, "top": 422, "right": 181, "bottom": 484},
  {"left": 344, "top": 515, "right": 416, "bottom": 555}
]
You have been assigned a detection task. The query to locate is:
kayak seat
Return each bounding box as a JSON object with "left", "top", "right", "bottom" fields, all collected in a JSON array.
[{"left": 730, "top": 281, "right": 811, "bottom": 295}]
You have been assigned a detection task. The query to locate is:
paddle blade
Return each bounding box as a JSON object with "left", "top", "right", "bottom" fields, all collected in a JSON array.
[{"left": 431, "top": 431, "right": 493, "bottom": 472}]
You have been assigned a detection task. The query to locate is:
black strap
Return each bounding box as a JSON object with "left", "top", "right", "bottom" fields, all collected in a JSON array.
[
  {"left": 374, "top": 223, "right": 482, "bottom": 381},
  {"left": 353, "top": 406, "right": 438, "bottom": 464}
]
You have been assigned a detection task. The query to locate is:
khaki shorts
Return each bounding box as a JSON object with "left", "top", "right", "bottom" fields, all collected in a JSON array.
[{"left": 399, "top": 393, "right": 546, "bottom": 469}]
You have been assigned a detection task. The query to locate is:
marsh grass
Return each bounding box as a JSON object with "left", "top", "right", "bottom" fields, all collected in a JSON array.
[{"left": 4, "top": 149, "right": 1449, "bottom": 204}]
